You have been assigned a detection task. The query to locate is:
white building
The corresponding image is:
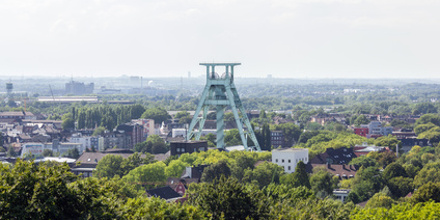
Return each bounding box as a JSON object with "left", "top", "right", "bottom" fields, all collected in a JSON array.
[
  {"left": 172, "top": 128, "right": 218, "bottom": 138},
  {"left": 21, "top": 143, "right": 51, "bottom": 158},
  {"left": 21, "top": 142, "right": 84, "bottom": 158},
  {"left": 272, "top": 148, "right": 309, "bottom": 173},
  {"left": 333, "top": 189, "right": 351, "bottom": 203},
  {"left": 69, "top": 133, "right": 99, "bottom": 152},
  {"left": 361, "top": 121, "right": 393, "bottom": 137}
]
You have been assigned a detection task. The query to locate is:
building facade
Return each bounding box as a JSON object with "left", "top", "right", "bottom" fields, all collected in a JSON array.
[
  {"left": 170, "top": 141, "right": 208, "bottom": 156},
  {"left": 271, "top": 148, "right": 309, "bottom": 173}
]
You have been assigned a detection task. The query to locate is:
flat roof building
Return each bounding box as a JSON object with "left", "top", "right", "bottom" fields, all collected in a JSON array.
[{"left": 272, "top": 148, "right": 309, "bottom": 173}]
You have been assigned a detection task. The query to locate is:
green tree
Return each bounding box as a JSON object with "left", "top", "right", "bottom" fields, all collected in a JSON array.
[
  {"left": 349, "top": 156, "right": 378, "bottom": 168},
  {"left": 134, "top": 135, "right": 168, "bottom": 154},
  {"left": 122, "top": 196, "right": 208, "bottom": 219},
  {"left": 413, "top": 103, "right": 437, "bottom": 114},
  {"left": 130, "top": 104, "right": 146, "bottom": 119},
  {"left": 123, "top": 161, "right": 167, "bottom": 189},
  {"left": 42, "top": 149, "right": 53, "bottom": 157},
  {"left": 0, "top": 159, "right": 120, "bottom": 219},
  {"left": 382, "top": 162, "right": 408, "bottom": 181},
  {"left": 354, "top": 115, "right": 370, "bottom": 126},
  {"left": 351, "top": 201, "right": 440, "bottom": 219},
  {"left": 64, "top": 148, "right": 80, "bottom": 159},
  {"left": 141, "top": 107, "right": 170, "bottom": 124},
  {"left": 165, "top": 160, "right": 188, "bottom": 178},
  {"left": 386, "top": 176, "right": 413, "bottom": 198},
  {"left": 244, "top": 161, "right": 284, "bottom": 188},
  {"left": 230, "top": 153, "right": 256, "bottom": 180},
  {"left": 120, "top": 152, "right": 154, "bottom": 175},
  {"left": 224, "top": 129, "right": 242, "bottom": 146},
  {"left": 415, "top": 113, "right": 440, "bottom": 127},
  {"left": 418, "top": 126, "right": 440, "bottom": 144},
  {"left": 310, "top": 169, "right": 334, "bottom": 198},
  {"left": 411, "top": 182, "right": 440, "bottom": 203},
  {"left": 187, "top": 176, "right": 270, "bottom": 220},
  {"left": 92, "top": 126, "right": 106, "bottom": 136},
  {"left": 414, "top": 162, "right": 440, "bottom": 187},
  {"left": 414, "top": 122, "right": 437, "bottom": 135},
  {"left": 62, "top": 118, "right": 75, "bottom": 131},
  {"left": 374, "top": 135, "right": 401, "bottom": 151},
  {"left": 77, "top": 110, "right": 86, "bottom": 129},
  {"left": 280, "top": 161, "right": 311, "bottom": 189},
  {"left": 94, "top": 154, "right": 124, "bottom": 178},
  {"left": 347, "top": 166, "right": 384, "bottom": 203},
  {"left": 175, "top": 111, "right": 190, "bottom": 119},
  {"left": 365, "top": 192, "right": 396, "bottom": 209},
  {"left": 201, "top": 160, "right": 231, "bottom": 182},
  {"left": 275, "top": 123, "right": 302, "bottom": 147}
]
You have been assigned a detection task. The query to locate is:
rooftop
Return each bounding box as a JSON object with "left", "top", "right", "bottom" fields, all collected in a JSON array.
[{"left": 272, "top": 148, "right": 308, "bottom": 152}]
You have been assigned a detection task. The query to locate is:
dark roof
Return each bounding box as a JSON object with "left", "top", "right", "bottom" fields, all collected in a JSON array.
[
  {"left": 115, "top": 124, "right": 134, "bottom": 133},
  {"left": 399, "top": 138, "right": 430, "bottom": 147},
  {"left": 73, "top": 163, "right": 97, "bottom": 169},
  {"left": 104, "top": 148, "right": 134, "bottom": 153},
  {"left": 0, "top": 118, "right": 18, "bottom": 123},
  {"left": 307, "top": 163, "right": 358, "bottom": 178},
  {"left": 310, "top": 147, "right": 357, "bottom": 164},
  {"left": 146, "top": 186, "right": 181, "bottom": 200}
]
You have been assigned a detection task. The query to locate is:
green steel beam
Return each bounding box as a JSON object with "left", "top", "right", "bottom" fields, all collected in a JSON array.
[{"left": 186, "top": 63, "right": 261, "bottom": 151}]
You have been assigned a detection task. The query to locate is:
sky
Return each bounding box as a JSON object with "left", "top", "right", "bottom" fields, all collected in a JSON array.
[{"left": 0, "top": 0, "right": 439, "bottom": 79}]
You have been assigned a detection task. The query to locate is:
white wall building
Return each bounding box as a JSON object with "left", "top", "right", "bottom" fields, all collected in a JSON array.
[
  {"left": 172, "top": 128, "right": 218, "bottom": 138},
  {"left": 21, "top": 143, "right": 51, "bottom": 158},
  {"left": 361, "top": 121, "right": 393, "bottom": 137},
  {"left": 21, "top": 142, "right": 84, "bottom": 158},
  {"left": 272, "top": 148, "right": 309, "bottom": 173},
  {"left": 333, "top": 189, "right": 351, "bottom": 203}
]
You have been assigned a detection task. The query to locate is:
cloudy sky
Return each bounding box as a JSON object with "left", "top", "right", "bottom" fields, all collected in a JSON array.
[{"left": 0, "top": 0, "right": 439, "bottom": 78}]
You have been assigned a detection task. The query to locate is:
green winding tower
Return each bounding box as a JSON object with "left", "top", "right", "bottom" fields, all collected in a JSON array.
[{"left": 186, "top": 63, "right": 261, "bottom": 151}]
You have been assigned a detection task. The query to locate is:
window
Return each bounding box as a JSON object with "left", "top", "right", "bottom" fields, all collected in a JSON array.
[
  {"left": 288, "top": 166, "right": 291, "bottom": 170},
  {"left": 177, "top": 148, "right": 180, "bottom": 152},
  {"left": 288, "top": 159, "right": 291, "bottom": 163},
  {"left": 181, "top": 148, "right": 185, "bottom": 152},
  {"left": 282, "top": 159, "right": 284, "bottom": 163},
  {"left": 275, "top": 159, "right": 278, "bottom": 162}
]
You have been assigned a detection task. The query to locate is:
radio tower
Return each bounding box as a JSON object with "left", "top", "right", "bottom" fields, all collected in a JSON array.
[{"left": 186, "top": 63, "right": 261, "bottom": 151}]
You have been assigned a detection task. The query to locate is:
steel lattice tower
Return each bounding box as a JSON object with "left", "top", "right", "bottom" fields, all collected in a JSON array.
[{"left": 186, "top": 63, "right": 261, "bottom": 151}]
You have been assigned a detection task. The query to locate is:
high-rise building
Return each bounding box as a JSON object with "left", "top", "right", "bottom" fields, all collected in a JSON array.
[{"left": 65, "top": 80, "right": 94, "bottom": 95}]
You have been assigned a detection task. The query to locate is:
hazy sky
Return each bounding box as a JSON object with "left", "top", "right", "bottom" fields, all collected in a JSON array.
[{"left": 1, "top": 0, "right": 439, "bottom": 78}]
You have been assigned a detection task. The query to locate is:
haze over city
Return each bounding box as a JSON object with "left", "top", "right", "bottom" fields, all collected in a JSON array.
[{"left": 1, "top": 0, "right": 439, "bottom": 79}]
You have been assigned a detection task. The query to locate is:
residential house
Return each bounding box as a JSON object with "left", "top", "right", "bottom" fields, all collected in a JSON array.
[
  {"left": 146, "top": 186, "right": 182, "bottom": 201},
  {"left": 310, "top": 147, "right": 357, "bottom": 165},
  {"left": 307, "top": 163, "right": 358, "bottom": 179}
]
